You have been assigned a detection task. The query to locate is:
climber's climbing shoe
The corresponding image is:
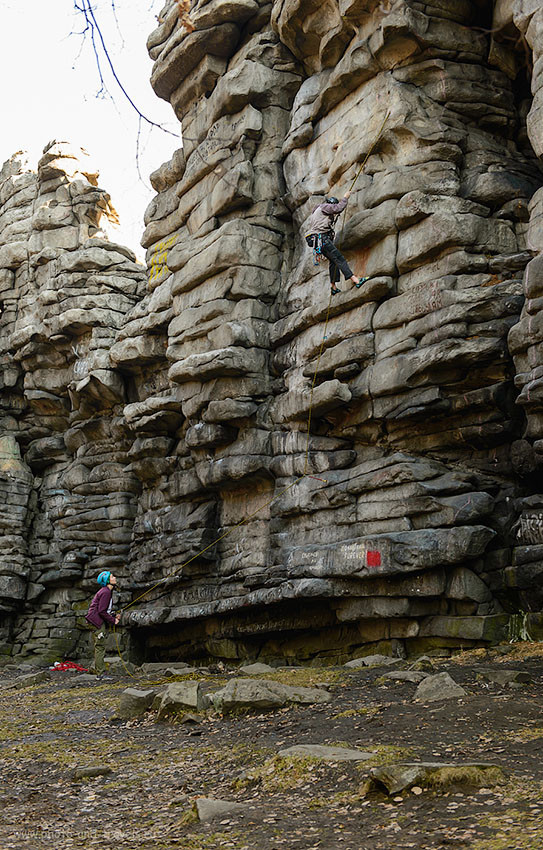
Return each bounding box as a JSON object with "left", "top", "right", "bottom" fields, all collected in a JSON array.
[
  {"left": 354, "top": 277, "right": 369, "bottom": 288},
  {"left": 330, "top": 286, "right": 341, "bottom": 295}
]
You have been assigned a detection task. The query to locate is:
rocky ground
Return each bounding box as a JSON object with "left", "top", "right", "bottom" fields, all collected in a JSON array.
[{"left": 1, "top": 644, "right": 543, "bottom": 850}]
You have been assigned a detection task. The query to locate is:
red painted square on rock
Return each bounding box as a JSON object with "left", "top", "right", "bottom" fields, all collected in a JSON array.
[{"left": 366, "top": 550, "right": 381, "bottom": 567}]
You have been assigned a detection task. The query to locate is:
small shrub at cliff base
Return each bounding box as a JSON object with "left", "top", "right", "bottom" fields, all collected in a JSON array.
[{"left": 424, "top": 765, "right": 506, "bottom": 790}]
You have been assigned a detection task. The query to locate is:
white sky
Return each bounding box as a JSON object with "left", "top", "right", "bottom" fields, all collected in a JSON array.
[{"left": 0, "top": 0, "right": 180, "bottom": 256}]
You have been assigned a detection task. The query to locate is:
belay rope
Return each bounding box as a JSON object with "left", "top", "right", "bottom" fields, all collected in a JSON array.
[
  {"left": 312, "top": 111, "right": 390, "bottom": 280},
  {"left": 349, "top": 109, "right": 390, "bottom": 194},
  {"left": 111, "top": 292, "right": 337, "bottom": 679},
  {"left": 109, "top": 111, "right": 392, "bottom": 677}
]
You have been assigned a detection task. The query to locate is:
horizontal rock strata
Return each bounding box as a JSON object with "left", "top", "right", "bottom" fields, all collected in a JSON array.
[{"left": 2, "top": 0, "right": 543, "bottom": 664}]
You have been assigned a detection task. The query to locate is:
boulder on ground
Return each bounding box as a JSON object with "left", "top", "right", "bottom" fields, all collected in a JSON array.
[
  {"left": 140, "top": 661, "right": 193, "bottom": 674},
  {"left": 118, "top": 688, "right": 157, "bottom": 718},
  {"left": 414, "top": 672, "right": 466, "bottom": 702},
  {"left": 344, "top": 655, "right": 399, "bottom": 669},
  {"left": 478, "top": 668, "right": 531, "bottom": 686},
  {"left": 239, "top": 662, "right": 275, "bottom": 674},
  {"left": 104, "top": 657, "right": 137, "bottom": 675},
  {"left": 210, "top": 677, "right": 331, "bottom": 713},
  {"left": 157, "top": 681, "right": 205, "bottom": 718},
  {"left": 163, "top": 666, "right": 198, "bottom": 676},
  {"left": 72, "top": 765, "right": 113, "bottom": 781},
  {"left": 14, "top": 670, "right": 50, "bottom": 689},
  {"left": 408, "top": 656, "right": 436, "bottom": 672},
  {"left": 196, "top": 797, "right": 250, "bottom": 822},
  {"left": 382, "top": 670, "right": 428, "bottom": 683}
]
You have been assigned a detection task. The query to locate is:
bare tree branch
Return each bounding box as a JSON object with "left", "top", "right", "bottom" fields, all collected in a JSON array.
[
  {"left": 72, "top": 0, "right": 179, "bottom": 137},
  {"left": 110, "top": 0, "right": 124, "bottom": 46}
]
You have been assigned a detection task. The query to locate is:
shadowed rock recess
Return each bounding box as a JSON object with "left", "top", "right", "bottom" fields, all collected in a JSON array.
[{"left": 2, "top": 0, "right": 543, "bottom": 666}]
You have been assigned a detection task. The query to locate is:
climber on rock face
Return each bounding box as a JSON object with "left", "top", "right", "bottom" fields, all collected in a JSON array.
[{"left": 305, "top": 190, "right": 367, "bottom": 295}]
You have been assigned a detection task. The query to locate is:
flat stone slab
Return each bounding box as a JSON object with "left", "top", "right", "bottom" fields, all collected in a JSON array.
[
  {"left": 478, "top": 668, "right": 532, "bottom": 686},
  {"left": 408, "top": 656, "right": 436, "bottom": 672},
  {"left": 211, "top": 678, "right": 332, "bottom": 713},
  {"left": 344, "top": 655, "right": 399, "bottom": 669},
  {"left": 370, "top": 762, "right": 504, "bottom": 795},
  {"left": 239, "top": 663, "right": 275, "bottom": 674},
  {"left": 196, "top": 798, "right": 249, "bottom": 822},
  {"left": 279, "top": 744, "right": 373, "bottom": 762},
  {"left": 104, "top": 657, "right": 137, "bottom": 675},
  {"left": 163, "top": 667, "right": 198, "bottom": 677},
  {"left": 140, "top": 662, "right": 193, "bottom": 674},
  {"left": 73, "top": 765, "right": 113, "bottom": 781},
  {"left": 414, "top": 672, "right": 467, "bottom": 702},
  {"left": 12, "top": 671, "right": 50, "bottom": 689},
  {"left": 382, "top": 670, "right": 428, "bottom": 683}
]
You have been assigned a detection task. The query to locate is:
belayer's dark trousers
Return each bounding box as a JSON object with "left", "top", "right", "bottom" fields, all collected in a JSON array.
[{"left": 306, "top": 234, "right": 354, "bottom": 285}]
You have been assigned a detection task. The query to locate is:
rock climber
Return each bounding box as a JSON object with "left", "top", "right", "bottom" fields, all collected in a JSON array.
[
  {"left": 305, "top": 191, "right": 366, "bottom": 295},
  {"left": 85, "top": 571, "right": 121, "bottom": 678}
]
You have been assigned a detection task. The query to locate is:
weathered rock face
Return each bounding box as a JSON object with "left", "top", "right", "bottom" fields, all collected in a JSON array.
[
  {"left": 3, "top": 1, "right": 543, "bottom": 664},
  {"left": 0, "top": 143, "right": 145, "bottom": 659}
]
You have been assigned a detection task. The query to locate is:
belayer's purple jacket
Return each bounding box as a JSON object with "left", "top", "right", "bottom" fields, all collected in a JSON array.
[{"left": 86, "top": 586, "right": 116, "bottom": 628}]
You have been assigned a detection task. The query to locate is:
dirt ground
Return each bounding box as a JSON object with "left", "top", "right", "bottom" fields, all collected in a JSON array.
[{"left": 1, "top": 644, "right": 543, "bottom": 850}]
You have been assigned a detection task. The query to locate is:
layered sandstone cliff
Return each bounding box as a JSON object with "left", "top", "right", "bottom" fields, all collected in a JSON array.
[{"left": 2, "top": 0, "right": 543, "bottom": 665}]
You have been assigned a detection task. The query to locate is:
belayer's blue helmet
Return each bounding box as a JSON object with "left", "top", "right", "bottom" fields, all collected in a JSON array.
[
  {"left": 97, "top": 571, "right": 111, "bottom": 587},
  {"left": 325, "top": 196, "right": 339, "bottom": 205}
]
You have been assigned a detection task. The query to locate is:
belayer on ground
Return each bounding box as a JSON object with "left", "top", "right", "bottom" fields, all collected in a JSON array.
[
  {"left": 306, "top": 190, "right": 367, "bottom": 295},
  {"left": 85, "top": 571, "right": 121, "bottom": 677}
]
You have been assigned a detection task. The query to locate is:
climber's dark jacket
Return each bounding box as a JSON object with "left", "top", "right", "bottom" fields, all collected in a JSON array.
[{"left": 306, "top": 198, "right": 348, "bottom": 236}]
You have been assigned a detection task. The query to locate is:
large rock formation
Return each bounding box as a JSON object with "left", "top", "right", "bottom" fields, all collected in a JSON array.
[
  {"left": 2, "top": 0, "right": 543, "bottom": 665},
  {"left": 0, "top": 144, "right": 145, "bottom": 659}
]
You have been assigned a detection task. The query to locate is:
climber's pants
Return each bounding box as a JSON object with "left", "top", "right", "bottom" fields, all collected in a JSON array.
[
  {"left": 91, "top": 628, "right": 106, "bottom": 674},
  {"left": 306, "top": 234, "right": 354, "bottom": 284}
]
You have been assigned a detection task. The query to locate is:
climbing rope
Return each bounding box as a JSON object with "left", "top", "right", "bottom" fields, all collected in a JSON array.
[
  {"left": 111, "top": 290, "right": 338, "bottom": 678},
  {"left": 111, "top": 289, "right": 335, "bottom": 678},
  {"left": 334, "top": 109, "right": 390, "bottom": 247},
  {"left": 350, "top": 110, "right": 390, "bottom": 193},
  {"left": 304, "top": 289, "right": 334, "bottom": 476},
  {"left": 109, "top": 112, "right": 392, "bottom": 677}
]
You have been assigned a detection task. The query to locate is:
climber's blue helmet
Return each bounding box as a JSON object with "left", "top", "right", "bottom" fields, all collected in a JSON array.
[
  {"left": 325, "top": 196, "right": 339, "bottom": 205},
  {"left": 97, "top": 571, "right": 111, "bottom": 587}
]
